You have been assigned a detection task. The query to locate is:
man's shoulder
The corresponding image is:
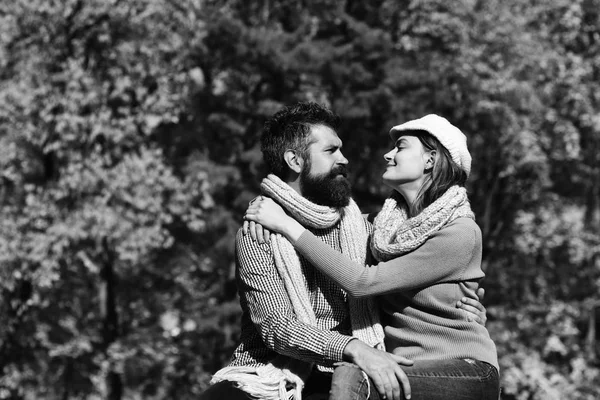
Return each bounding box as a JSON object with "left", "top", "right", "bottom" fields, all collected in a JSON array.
[
  {"left": 235, "top": 227, "right": 272, "bottom": 257},
  {"left": 234, "top": 228, "right": 278, "bottom": 279}
]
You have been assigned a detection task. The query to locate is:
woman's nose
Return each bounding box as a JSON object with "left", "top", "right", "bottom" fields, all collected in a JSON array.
[{"left": 384, "top": 148, "right": 396, "bottom": 161}]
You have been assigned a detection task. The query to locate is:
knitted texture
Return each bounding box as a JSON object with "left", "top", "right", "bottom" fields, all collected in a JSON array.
[
  {"left": 389, "top": 114, "right": 472, "bottom": 177},
  {"left": 371, "top": 186, "right": 474, "bottom": 262},
  {"left": 212, "top": 174, "right": 384, "bottom": 400},
  {"left": 261, "top": 175, "right": 384, "bottom": 348}
]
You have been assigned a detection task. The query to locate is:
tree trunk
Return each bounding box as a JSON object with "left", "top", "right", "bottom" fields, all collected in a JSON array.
[{"left": 100, "top": 238, "right": 121, "bottom": 400}]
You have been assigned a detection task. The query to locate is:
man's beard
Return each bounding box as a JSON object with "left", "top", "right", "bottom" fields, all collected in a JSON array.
[{"left": 299, "top": 164, "right": 352, "bottom": 208}]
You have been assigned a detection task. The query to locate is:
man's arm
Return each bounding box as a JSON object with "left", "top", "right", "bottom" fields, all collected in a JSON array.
[
  {"left": 235, "top": 229, "right": 353, "bottom": 365},
  {"left": 236, "top": 229, "right": 413, "bottom": 400}
]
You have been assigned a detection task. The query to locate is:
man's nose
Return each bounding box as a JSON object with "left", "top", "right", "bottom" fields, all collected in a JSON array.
[{"left": 338, "top": 153, "right": 349, "bottom": 164}]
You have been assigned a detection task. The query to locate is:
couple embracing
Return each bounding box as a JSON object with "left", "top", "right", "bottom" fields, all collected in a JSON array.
[{"left": 201, "top": 102, "right": 499, "bottom": 400}]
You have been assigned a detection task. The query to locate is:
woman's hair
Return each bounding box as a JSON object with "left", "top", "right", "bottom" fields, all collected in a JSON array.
[{"left": 402, "top": 130, "right": 468, "bottom": 217}]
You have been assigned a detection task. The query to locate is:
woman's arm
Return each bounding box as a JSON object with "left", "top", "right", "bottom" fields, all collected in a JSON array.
[
  {"left": 244, "top": 198, "right": 482, "bottom": 297},
  {"left": 244, "top": 197, "right": 488, "bottom": 322},
  {"left": 293, "top": 220, "right": 482, "bottom": 297}
]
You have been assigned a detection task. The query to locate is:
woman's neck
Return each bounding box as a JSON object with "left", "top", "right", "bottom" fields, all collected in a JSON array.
[
  {"left": 396, "top": 188, "right": 416, "bottom": 208},
  {"left": 394, "top": 181, "right": 422, "bottom": 208},
  {"left": 394, "top": 177, "right": 431, "bottom": 218}
]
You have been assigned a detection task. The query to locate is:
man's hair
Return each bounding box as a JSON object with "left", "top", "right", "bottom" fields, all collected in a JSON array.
[
  {"left": 403, "top": 130, "right": 468, "bottom": 217},
  {"left": 261, "top": 102, "right": 341, "bottom": 179}
]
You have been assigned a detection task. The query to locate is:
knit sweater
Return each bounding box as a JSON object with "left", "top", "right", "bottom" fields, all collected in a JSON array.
[{"left": 292, "top": 217, "right": 499, "bottom": 370}]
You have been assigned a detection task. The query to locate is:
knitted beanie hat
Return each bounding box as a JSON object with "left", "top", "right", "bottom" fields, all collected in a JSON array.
[{"left": 389, "top": 114, "right": 472, "bottom": 177}]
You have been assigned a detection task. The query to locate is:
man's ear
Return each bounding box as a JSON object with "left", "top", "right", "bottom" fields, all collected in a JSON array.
[{"left": 283, "top": 150, "right": 304, "bottom": 174}]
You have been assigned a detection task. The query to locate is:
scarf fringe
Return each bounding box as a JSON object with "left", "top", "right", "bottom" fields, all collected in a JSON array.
[{"left": 210, "top": 363, "right": 308, "bottom": 400}]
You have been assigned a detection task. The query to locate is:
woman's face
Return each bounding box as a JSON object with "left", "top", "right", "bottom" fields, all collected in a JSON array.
[{"left": 381, "top": 135, "right": 432, "bottom": 190}]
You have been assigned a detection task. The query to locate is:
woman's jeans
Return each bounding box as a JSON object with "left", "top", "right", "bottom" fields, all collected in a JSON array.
[{"left": 330, "top": 359, "right": 500, "bottom": 400}]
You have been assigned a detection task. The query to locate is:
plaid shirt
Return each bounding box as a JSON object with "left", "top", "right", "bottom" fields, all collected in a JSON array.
[{"left": 228, "top": 219, "right": 372, "bottom": 372}]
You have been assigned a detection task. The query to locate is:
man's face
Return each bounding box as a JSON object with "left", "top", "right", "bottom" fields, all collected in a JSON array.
[{"left": 299, "top": 124, "right": 352, "bottom": 208}]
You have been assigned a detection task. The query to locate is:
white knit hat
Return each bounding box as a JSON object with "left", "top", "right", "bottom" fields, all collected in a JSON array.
[{"left": 389, "top": 114, "right": 472, "bottom": 177}]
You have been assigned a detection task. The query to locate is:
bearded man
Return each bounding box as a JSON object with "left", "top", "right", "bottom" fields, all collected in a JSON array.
[{"left": 199, "top": 103, "right": 485, "bottom": 400}]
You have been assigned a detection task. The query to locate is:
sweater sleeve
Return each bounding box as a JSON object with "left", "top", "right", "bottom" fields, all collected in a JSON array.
[{"left": 293, "top": 219, "right": 483, "bottom": 298}]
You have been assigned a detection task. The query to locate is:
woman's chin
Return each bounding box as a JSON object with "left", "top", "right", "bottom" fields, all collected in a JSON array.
[{"left": 381, "top": 176, "right": 394, "bottom": 187}]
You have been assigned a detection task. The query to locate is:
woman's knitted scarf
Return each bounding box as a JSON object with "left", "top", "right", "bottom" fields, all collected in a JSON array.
[
  {"left": 371, "top": 185, "right": 474, "bottom": 262},
  {"left": 211, "top": 174, "right": 385, "bottom": 400}
]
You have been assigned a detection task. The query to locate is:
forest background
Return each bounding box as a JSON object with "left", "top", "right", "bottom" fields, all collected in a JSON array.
[{"left": 1, "top": 0, "right": 599, "bottom": 399}]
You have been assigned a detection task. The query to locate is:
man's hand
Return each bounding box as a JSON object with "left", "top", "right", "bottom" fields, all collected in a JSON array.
[
  {"left": 456, "top": 287, "right": 487, "bottom": 326},
  {"left": 342, "top": 339, "right": 413, "bottom": 400}
]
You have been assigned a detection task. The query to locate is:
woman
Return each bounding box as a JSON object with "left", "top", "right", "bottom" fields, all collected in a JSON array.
[{"left": 244, "top": 114, "right": 499, "bottom": 400}]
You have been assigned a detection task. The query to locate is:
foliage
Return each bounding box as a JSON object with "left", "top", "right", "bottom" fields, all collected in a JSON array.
[{"left": 0, "top": 0, "right": 599, "bottom": 398}]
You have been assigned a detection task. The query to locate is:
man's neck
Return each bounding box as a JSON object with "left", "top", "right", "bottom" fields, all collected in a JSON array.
[{"left": 285, "top": 179, "right": 302, "bottom": 195}]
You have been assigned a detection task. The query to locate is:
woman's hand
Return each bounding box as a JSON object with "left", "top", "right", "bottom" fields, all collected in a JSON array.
[
  {"left": 244, "top": 197, "right": 306, "bottom": 242},
  {"left": 242, "top": 219, "right": 272, "bottom": 244},
  {"left": 242, "top": 197, "right": 273, "bottom": 244},
  {"left": 244, "top": 196, "right": 288, "bottom": 231}
]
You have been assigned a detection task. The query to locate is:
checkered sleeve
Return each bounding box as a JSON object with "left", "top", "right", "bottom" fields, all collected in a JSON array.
[{"left": 235, "top": 229, "right": 354, "bottom": 365}]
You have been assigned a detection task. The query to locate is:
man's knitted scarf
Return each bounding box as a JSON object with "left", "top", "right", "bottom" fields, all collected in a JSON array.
[
  {"left": 211, "top": 174, "right": 385, "bottom": 400},
  {"left": 371, "top": 185, "right": 474, "bottom": 262}
]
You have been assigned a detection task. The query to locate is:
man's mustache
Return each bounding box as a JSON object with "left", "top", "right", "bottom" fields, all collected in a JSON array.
[{"left": 330, "top": 165, "right": 348, "bottom": 177}]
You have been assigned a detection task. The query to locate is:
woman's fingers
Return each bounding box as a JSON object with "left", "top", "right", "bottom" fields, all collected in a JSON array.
[
  {"left": 246, "top": 204, "right": 259, "bottom": 214},
  {"left": 248, "top": 195, "right": 262, "bottom": 205},
  {"left": 243, "top": 196, "right": 279, "bottom": 244},
  {"left": 256, "top": 223, "right": 265, "bottom": 244},
  {"left": 248, "top": 221, "right": 257, "bottom": 241}
]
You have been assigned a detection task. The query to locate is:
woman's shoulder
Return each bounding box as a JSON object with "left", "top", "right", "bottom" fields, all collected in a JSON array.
[
  {"left": 448, "top": 217, "right": 481, "bottom": 230},
  {"left": 438, "top": 217, "right": 482, "bottom": 245}
]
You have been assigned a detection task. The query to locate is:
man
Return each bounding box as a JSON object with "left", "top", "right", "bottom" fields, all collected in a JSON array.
[{"left": 200, "top": 102, "right": 485, "bottom": 400}]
